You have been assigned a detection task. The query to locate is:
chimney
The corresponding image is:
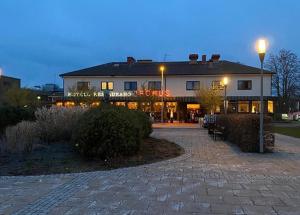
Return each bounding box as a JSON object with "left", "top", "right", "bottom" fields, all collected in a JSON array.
[
  {"left": 211, "top": 54, "right": 221, "bottom": 62},
  {"left": 201, "top": 55, "right": 207, "bottom": 64},
  {"left": 127, "top": 56, "right": 136, "bottom": 65},
  {"left": 189, "top": 54, "right": 198, "bottom": 64}
]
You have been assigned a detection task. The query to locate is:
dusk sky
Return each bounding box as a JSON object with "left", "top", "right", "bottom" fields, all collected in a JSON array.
[{"left": 0, "top": 0, "right": 299, "bottom": 87}]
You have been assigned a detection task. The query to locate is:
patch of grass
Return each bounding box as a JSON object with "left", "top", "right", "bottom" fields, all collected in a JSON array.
[
  {"left": 0, "top": 138, "right": 184, "bottom": 176},
  {"left": 273, "top": 126, "right": 300, "bottom": 138}
]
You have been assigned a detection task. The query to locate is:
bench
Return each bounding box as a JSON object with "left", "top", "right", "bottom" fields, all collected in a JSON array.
[{"left": 213, "top": 124, "right": 226, "bottom": 141}]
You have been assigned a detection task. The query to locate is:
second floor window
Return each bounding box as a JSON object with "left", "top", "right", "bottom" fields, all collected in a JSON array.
[
  {"left": 211, "top": 80, "right": 223, "bottom": 90},
  {"left": 124, "top": 81, "right": 137, "bottom": 91},
  {"left": 238, "top": 80, "right": 252, "bottom": 90},
  {"left": 186, "top": 81, "right": 200, "bottom": 90},
  {"left": 148, "top": 81, "right": 161, "bottom": 90},
  {"left": 77, "top": 81, "right": 90, "bottom": 91},
  {"left": 101, "top": 81, "right": 113, "bottom": 91}
]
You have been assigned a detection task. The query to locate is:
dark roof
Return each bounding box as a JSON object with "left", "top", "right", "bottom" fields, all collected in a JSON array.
[{"left": 60, "top": 60, "right": 273, "bottom": 77}]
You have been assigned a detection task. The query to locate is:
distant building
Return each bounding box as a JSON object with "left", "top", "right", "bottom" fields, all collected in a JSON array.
[{"left": 0, "top": 75, "right": 21, "bottom": 104}]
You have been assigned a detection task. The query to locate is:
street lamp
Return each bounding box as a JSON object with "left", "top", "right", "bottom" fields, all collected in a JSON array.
[
  {"left": 160, "top": 65, "right": 165, "bottom": 123},
  {"left": 256, "top": 38, "right": 267, "bottom": 153},
  {"left": 223, "top": 77, "right": 229, "bottom": 114}
]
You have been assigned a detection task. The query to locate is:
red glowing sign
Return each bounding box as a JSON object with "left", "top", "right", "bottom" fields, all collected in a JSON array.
[{"left": 135, "top": 90, "right": 171, "bottom": 97}]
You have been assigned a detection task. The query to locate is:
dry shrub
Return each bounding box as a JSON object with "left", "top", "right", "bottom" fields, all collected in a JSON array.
[
  {"left": 35, "top": 106, "right": 86, "bottom": 143},
  {"left": 0, "top": 121, "right": 38, "bottom": 153}
]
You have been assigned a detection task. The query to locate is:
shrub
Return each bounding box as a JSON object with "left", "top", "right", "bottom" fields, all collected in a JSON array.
[
  {"left": 34, "top": 106, "right": 86, "bottom": 143},
  {"left": 134, "top": 110, "right": 152, "bottom": 138},
  {"left": 0, "top": 121, "right": 38, "bottom": 153},
  {"left": 216, "top": 114, "right": 273, "bottom": 152},
  {"left": 0, "top": 105, "right": 35, "bottom": 135},
  {"left": 72, "top": 105, "right": 151, "bottom": 159}
]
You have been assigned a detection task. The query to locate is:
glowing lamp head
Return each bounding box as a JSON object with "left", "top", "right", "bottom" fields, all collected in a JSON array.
[
  {"left": 257, "top": 39, "right": 267, "bottom": 54},
  {"left": 160, "top": 65, "right": 165, "bottom": 73},
  {"left": 223, "top": 77, "right": 229, "bottom": 86},
  {"left": 37, "top": 96, "right": 41, "bottom": 100}
]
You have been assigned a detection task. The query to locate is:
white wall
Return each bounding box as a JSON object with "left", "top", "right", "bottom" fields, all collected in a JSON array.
[{"left": 63, "top": 74, "right": 272, "bottom": 97}]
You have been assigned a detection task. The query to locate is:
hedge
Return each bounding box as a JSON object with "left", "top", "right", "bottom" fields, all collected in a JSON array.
[
  {"left": 72, "top": 105, "right": 152, "bottom": 159},
  {"left": 0, "top": 105, "right": 35, "bottom": 135},
  {"left": 216, "top": 114, "right": 274, "bottom": 152}
]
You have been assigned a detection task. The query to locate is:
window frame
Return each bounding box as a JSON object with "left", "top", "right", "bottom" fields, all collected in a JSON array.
[
  {"left": 101, "top": 81, "right": 114, "bottom": 91},
  {"left": 186, "top": 81, "right": 200, "bottom": 91},
  {"left": 148, "top": 81, "right": 161, "bottom": 90},
  {"left": 238, "top": 80, "right": 252, "bottom": 90},
  {"left": 124, "top": 81, "right": 137, "bottom": 91},
  {"left": 77, "top": 81, "right": 90, "bottom": 91}
]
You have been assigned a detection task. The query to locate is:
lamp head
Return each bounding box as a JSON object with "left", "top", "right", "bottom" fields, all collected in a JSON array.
[
  {"left": 257, "top": 39, "right": 267, "bottom": 54},
  {"left": 223, "top": 77, "right": 229, "bottom": 86},
  {"left": 160, "top": 65, "right": 165, "bottom": 73}
]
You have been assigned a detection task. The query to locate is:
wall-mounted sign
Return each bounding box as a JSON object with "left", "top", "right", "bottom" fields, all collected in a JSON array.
[
  {"left": 67, "top": 90, "right": 171, "bottom": 98},
  {"left": 67, "top": 91, "right": 133, "bottom": 97}
]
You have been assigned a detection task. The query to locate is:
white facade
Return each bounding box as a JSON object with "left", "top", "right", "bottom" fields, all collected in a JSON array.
[{"left": 63, "top": 74, "right": 272, "bottom": 97}]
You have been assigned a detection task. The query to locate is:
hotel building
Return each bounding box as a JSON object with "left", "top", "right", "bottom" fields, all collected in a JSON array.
[{"left": 59, "top": 54, "right": 275, "bottom": 122}]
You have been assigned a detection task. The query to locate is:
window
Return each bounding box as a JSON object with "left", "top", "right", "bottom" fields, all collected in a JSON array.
[
  {"left": 238, "top": 80, "right": 252, "bottom": 90},
  {"left": 77, "top": 81, "right": 90, "bottom": 91},
  {"left": 268, "top": 101, "right": 274, "bottom": 113},
  {"left": 101, "top": 81, "right": 113, "bottom": 91},
  {"left": 124, "top": 81, "right": 137, "bottom": 91},
  {"left": 238, "top": 101, "right": 249, "bottom": 113},
  {"left": 186, "top": 81, "right": 200, "bottom": 90},
  {"left": 251, "top": 101, "right": 260, "bottom": 113},
  {"left": 148, "top": 81, "right": 161, "bottom": 90},
  {"left": 211, "top": 80, "right": 223, "bottom": 90}
]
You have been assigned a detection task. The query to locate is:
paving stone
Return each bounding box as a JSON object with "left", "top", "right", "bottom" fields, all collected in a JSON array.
[{"left": 1, "top": 129, "right": 300, "bottom": 214}]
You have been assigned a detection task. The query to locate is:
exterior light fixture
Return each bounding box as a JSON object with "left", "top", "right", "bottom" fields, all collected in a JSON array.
[{"left": 256, "top": 38, "right": 268, "bottom": 153}]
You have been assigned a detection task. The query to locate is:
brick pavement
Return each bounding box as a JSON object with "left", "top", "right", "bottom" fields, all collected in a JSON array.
[{"left": 1, "top": 128, "right": 300, "bottom": 215}]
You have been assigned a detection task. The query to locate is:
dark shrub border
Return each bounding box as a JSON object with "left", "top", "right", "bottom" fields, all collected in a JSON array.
[
  {"left": 216, "top": 114, "right": 274, "bottom": 152},
  {"left": 72, "top": 105, "right": 152, "bottom": 159},
  {"left": 0, "top": 105, "right": 35, "bottom": 135}
]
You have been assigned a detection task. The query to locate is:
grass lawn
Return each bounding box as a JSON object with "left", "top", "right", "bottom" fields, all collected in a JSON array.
[
  {"left": 0, "top": 137, "right": 184, "bottom": 176},
  {"left": 273, "top": 126, "right": 300, "bottom": 138}
]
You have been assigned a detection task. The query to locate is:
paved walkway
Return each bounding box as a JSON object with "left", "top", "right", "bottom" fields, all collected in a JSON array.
[{"left": 1, "top": 129, "right": 300, "bottom": 215}]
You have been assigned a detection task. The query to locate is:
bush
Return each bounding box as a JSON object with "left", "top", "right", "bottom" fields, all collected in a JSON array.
[
  {"left": 0, "top": 105, "right": 35, "bottom": 135},
  {"left": 216, "top": 114, "right": 273, "bottom": 152},
  {"left": 134, "top": 110, "right": 153, "bottom": 138},
  {"left": 34, "top": 106, "right": 86, "bottom": 143},
  {"left": 72, "top": 105, "right": 152, "bottom": 159},
  {"left": 0, "top": 121, "right": 38, "bottom": 153}
]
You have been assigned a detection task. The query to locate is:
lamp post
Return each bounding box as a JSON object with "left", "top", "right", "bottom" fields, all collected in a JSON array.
[
  {"left": 160, "top": 66, "right": 165, "bottom": 123},
  {"left": 223, "top": 77, "right": 228, "bottom": 114},
  {"left": 257, "top": 39, "right": 267, "bottom": 153}
]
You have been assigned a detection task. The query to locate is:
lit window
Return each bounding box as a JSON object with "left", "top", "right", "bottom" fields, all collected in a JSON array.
[
  {"left": 187, "top": 104, "right": 200, "bottom": 110},
  {"left": 127, "top": 102, "right": 138, "bottom": 110},
  {"left": 238, "top": 101, "right": 249, "bottom": 112},
  {"left": 148, "top": 81, "right": 161, "bottom": 90},
  {"left": 212, "top": 81, "right": 223, "bottom": 90},
  {"left": 115, "top": 102, "right": 126, "bottom": 106},
  {"left": 251, "top": 101, "right": 260, "bottom": 113},
  {"left": 77, "top": 82, "right": 90, "bottom": 91},
  {"left": 238, "top": 80, "right": 252, "bottom": 90},
  {"left": 268, "top": 101, "right": 274, "bottom": 113},
  {"left": 124, "top": 81, "right": 137, "bottom": 91},
  {"left": 186, "top": 81, "right": 200, "bottom": 90},
  {"left": 101, "top": 81, "right": 113, "bottom": 91}
]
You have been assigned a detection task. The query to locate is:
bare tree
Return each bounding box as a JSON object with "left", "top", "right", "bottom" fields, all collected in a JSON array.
[
  {"left": 195, "top": 87, "right": 222, "bottom": 114},
  {"left": 266, "top": 49, "right": 300, "bottom": 113}
]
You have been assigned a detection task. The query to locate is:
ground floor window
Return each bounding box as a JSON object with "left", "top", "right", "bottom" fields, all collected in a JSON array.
[
  {"left": 128, "top": 102, "right": 138, "bottom": 110},
  {"left": 251, "top": 101, "right": 260, "bottom": 113},
  {"left": 238, "top": 101, "right": 249, "bottom": 113},
  {"left": 115, "top": 102, "right": 126, "bottom": 106},
  {"left": 268, "top": 100, "right": 274, "bottom": 113}
]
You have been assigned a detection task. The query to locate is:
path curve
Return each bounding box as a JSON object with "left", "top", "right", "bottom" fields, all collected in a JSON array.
[{"left": 1, "top": 128, "right": 300, "bottom": 215}]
